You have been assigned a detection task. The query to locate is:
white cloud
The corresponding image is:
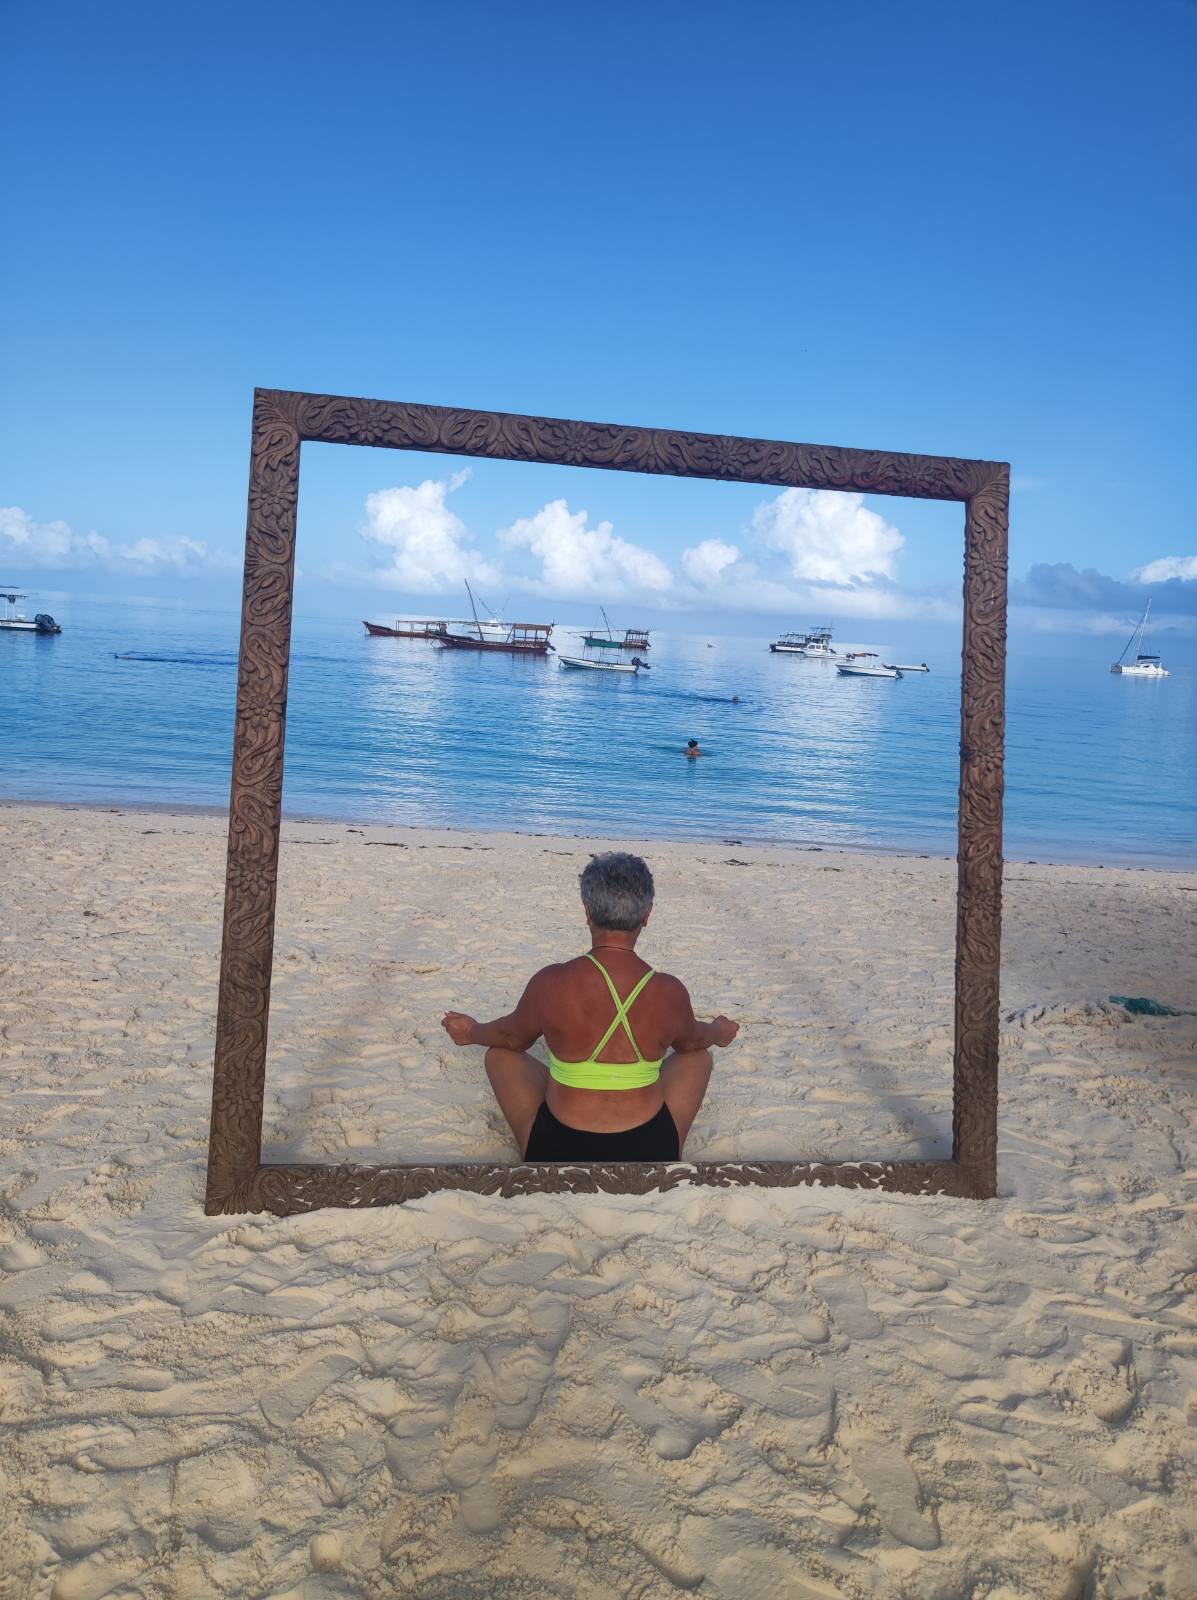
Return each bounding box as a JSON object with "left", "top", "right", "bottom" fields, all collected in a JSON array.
[
  {"left": 1009, "top": 606, "right": 1174, "bottom": 637},
  {"left": 751, "top": 488, "right": 904, "bottom": 584},
  {"left": 679, "top": 534, "right": 955, "bottom": 620},
  {"left": 682, "top": 538, "right": 741, "bottom": 587},
  {"left": 677, "top": 495, "right": 952, "bottom": 620},
  {"left": 499, "top": 499, "right": 673, "bottom": 598},
  {"left": 361, "top": 470, "right": 501, "bottom": 593},
  {"left": 1133, "top": 555, "right": 1197, "bottom": 583},
  {"left": 0, "top": 505, "right": 234, "bottom": 574}
]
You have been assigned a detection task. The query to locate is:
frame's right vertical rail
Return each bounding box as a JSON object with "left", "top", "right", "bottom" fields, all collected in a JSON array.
[{"left": 953, "top": 465, "right": 1010, "bottom": 1197}]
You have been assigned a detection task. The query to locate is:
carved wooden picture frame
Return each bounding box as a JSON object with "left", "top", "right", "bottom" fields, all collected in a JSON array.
[{"left": 204, "top": 389, "right": 1008, "bottom": 1215}]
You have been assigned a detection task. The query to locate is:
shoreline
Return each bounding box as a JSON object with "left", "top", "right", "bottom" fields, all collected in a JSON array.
[{"left": 4, "top": 794, "right": 1195, "bottom": 875}]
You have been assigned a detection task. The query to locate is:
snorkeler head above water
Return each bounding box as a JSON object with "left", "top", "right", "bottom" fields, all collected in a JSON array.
[{"left": 686, "top": 739, "right": 703, "bottom": 759}]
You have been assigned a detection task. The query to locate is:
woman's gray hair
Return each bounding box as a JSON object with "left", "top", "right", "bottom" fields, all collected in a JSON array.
[{"left": 579, "top": 852, "right": 655, "bottom": 931}]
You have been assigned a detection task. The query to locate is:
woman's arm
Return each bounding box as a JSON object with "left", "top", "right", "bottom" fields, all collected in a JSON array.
[
  {"left": 442, "top": 972, "right": 545, "bottom": 1051},
  {"left": 666, "top": 976, "right": 739, "bottom": 1051}
]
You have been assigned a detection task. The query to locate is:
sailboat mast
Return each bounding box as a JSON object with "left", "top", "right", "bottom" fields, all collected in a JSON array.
[
  {"left": 465, "top": 580, "right": 483, "bottom": 642},
  {"left": 1138, "top": 598, "right": 1151, "bottom": 658}
]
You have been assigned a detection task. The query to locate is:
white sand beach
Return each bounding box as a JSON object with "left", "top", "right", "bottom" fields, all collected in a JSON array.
[{"left": 1, "top": 802, "right": 1195, "bottom": 1599}]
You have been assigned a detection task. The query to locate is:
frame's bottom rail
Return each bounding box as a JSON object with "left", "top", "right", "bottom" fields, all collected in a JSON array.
[{"left": 205, "top": 1158, "right": 991, "bottom": 1216}]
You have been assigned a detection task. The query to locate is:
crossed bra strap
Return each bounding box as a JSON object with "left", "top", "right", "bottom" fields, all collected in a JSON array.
[
  {"left": 583, "top": 952, "right": 656, "bottom": 1062},
  {"left": 546, "top": 954, "right": 663, "bottom": 1090}
]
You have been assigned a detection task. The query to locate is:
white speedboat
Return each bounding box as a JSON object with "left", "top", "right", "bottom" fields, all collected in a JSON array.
[
  {"left": 559, "top": 654, "right": 643, "bottom": 674},
  {"left": 836, "top": 652, "right": 901, "bottom": 679},
  {"left": 1110, "top": 601, "right": 1169, "bottom": 677},
  {"left": 884, "top": 662, "right": 929, "bottom": 672},
  {"left": 1, "top": 590, "right": 61, "bottom": 633}
]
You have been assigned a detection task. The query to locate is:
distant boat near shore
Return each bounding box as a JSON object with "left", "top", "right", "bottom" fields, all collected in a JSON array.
[
  {"left": 1110, "top": 601, "right": 1170, "bottom": 677},
  {"left": 1, "top": 589, "right": 61, "bottom": 634}
]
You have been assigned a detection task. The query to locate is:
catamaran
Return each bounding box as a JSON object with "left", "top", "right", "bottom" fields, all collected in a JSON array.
[
  {"left": 1110, "top": 601, "right": 1170, "bottom": 677},
  {"left": 1, "top": 589, "right": 61, "bottom": 633}
]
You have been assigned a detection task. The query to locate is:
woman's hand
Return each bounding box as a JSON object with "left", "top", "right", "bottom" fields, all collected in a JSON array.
[
  {"left": 441, "top": 1012, "right": 480, "bottom": 1047},
  {"left": 710, "top": 1015, "right": 739, "bottom": 1047}
]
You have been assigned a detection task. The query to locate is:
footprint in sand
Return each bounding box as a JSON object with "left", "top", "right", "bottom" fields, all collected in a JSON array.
[
  {"left": 258, "top": 1347, "right": 362, "bottom": 1428},
  {"left": 843, "top": 1426, "right": 940, "bottom": 1550},
  {"left": 441, "top": 1403, "right": 503, "bottom": 1534},
  {"left": 813, "top": 1276, "right": 884, "bottom": 1340},
  {"left": 1059, "top": 1337, "right": 1138, "bottom": 1426}
]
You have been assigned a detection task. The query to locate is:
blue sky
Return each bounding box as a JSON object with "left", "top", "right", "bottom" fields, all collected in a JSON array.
[{"left": 2, "top": 0, "right": 1194, "bottom": 637}]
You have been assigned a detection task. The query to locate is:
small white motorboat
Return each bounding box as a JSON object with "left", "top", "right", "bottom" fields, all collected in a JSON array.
[
  {"left": 836, "top": 652, "right": 902, "bottom": 679},
  {"left": 884, "top": 662, "right": 929, "bottom": 672},
  {"left": 1, "top": 590, "right": 61, "bottom": 633},
  {"left": 559, "top": 654, "right": 642, "bottom": 674}
]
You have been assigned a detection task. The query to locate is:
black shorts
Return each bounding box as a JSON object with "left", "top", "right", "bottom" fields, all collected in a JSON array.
[{"left": 523, "top": 1101, "right": 680, "bottom": 1163}]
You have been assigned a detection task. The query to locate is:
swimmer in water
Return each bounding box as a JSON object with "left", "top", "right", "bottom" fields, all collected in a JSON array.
[
  {"left": 686, "top": 739, "right": 703, "bottom": 759},
  {"left": 731, "top": 695, "right": 740, "bottom": 704}
]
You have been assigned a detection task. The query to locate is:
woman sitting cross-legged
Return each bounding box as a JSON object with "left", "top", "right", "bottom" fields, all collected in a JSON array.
[{"left": 441, "top": 852, "right": 739, "bottom": 1162}]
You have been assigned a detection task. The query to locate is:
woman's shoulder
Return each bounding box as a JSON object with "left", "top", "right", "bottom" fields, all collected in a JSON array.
[{"left": 645, "top": 968, "right": 687, "bottom": 1003}]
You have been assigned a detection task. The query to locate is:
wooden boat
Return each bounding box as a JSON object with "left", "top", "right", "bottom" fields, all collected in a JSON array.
[
  {"left": 363, "top": 619, "right": 448, "bottom": 639},
  {"left": 559, "top": 653, "right": 643, "bottom": 673},
  {"left": 432, "top": 582, "right": 554, "bottom": 655},
  {"left": 439, "top": 623, "right": 554, "bottom": 656},
  {"left": 581, "top": 608, "right": 651, "bottom": 651},
  {"left": 582, "top": 628, "right": 651, "bottom": 651}
]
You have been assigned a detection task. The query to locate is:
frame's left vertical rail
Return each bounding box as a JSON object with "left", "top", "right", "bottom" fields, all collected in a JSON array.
[{"left": 205, "top": 390, "right": 301, "bottom": 1213}]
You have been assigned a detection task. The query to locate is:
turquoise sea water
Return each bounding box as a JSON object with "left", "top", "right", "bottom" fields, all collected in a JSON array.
[{"left": 2, "top": 596, "right": 1194, "bottom": 867}]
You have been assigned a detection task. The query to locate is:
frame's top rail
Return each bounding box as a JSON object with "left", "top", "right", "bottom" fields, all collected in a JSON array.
[{"left": 257, "top": 388, "right": 1009, "bottom": 505}]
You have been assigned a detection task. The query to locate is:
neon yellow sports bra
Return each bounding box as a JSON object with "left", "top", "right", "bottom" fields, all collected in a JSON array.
[{"left": 548, "top": 954, "right": 664, "bottom": 1090}]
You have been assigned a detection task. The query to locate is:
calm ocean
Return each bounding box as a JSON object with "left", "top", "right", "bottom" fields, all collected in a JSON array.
[{"left": 3, "top": 595, "right": 1194, "bottom": 867}]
